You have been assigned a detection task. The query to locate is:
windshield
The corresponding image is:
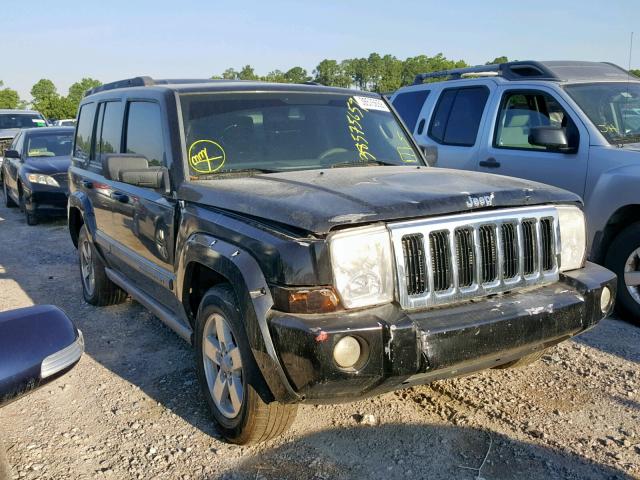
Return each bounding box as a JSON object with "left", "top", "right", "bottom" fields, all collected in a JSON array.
[
  {"left": 179, "top": 92, "right": 422, "bottom": 177},
  {"left": 26, "top": 133, "right": 73, "bottom": 158},
  {"left": 0, "top": 113, "right": 47, "bottom": 129},
  {"left": 565, "top": 82, "right": 640, "bottom": 144}
]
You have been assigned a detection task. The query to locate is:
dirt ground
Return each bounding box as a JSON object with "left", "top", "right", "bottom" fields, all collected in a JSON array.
[{"left": 0, "top": 198, "right": 639, "bottom": 480}]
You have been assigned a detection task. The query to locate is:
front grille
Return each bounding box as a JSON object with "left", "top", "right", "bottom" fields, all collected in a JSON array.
[
  {"left": 401, "top": 234, "right": 427, "bottom": 295},
  {"left": 391, "top": 206, "right": 560, "bottom": 310},
  {"left": 0, "top": 138, "right": 12, "bottom": 157}
]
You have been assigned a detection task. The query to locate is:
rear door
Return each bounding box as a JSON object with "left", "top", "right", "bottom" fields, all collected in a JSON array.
[
  {"left": 70, "top": 102, "right": 116, "bottom": 255},
  {"left": 108, "top": 99, "right": 177, "bottom": 310},
  {"left": 3, "top": 132, "right": 23, "bottom": 198},
  {"left": 413, "top": 84, "right": 494, "bottom": 170},
  {"left": 477, "top": 86, "right": 589, "bottom": 197}
]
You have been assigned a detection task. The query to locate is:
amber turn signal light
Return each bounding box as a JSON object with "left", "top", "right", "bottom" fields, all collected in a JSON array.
[{"left": 273, "top": 287, "right": 341, "bottom": 314}]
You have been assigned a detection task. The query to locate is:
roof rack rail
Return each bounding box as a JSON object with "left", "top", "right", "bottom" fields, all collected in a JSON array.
[
  {"left": 84, "top": 77, "right": 224, "bottom": 97},
  {"left": 413, "top": 61, "right": 560, "bottom": 85}
]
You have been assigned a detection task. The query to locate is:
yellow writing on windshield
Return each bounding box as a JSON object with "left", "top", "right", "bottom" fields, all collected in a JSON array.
[
  {"left": 188, "top": 140, "right": 226, "bottom": 174},
  {"left": 346, "top": 97, "right": 376, "bottom": 162}
]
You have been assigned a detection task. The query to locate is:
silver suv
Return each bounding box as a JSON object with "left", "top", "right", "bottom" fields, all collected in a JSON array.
[{"left": 391, "top": 61, "right": 640, "bottom": 322}]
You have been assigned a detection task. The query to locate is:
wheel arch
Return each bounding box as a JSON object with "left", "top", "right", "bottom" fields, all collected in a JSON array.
[
  {"left": 67, "top": 191, "right": 96, "bottom": 248},
  {"left": 592, "top": 204, "right": 640, "bottom": 264},
  {"left": 177, "top": 232, "right": 298, "bottom": 404}
]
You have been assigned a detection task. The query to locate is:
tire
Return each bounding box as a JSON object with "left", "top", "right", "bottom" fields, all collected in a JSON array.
[
  {"left": 494, "top": 348, "right": 548, "bottom": 369},
  {"left": 2, "top": 180, "right": 16, "bottom": 208},
  {"left": 605, "top": 223, "right": 640, "bottom": 323},
  {"left": 19, "top": 189, "right": 38, "bottom": 225},
  {"left": 195, "top": 284, "right": 297, "bottom": 444},
  {"left": 77, "top": 225, "right": 128, "bottom": 306}
]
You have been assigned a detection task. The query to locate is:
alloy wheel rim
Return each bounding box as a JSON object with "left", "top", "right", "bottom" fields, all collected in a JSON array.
[
  {"left": 202, "top": 312, "right": 244, "bottom": 419},
  {"left": 80, "top": 240, "right": 95, "bottom": 295},
  {"left": 624, "top": 247, "right": 640, "bottom": 304}
]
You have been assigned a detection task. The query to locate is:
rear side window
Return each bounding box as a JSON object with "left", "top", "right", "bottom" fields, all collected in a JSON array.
[
  {"left": 73, "top": 103, "right": 97, "bottom": 162},
  {"left": 428, "top": 87, "right": 489, "bottom": 146},
  {"left": 125, "top": 102, "right": 165, "bottom": 166},
  {"left": 392, "top": 90, "right": 430, "bottom": 132},
  {"left": 99, "top": 102, "right": 123, "bottom": 158}
]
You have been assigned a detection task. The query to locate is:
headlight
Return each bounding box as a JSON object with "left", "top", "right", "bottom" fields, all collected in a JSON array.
[
  {"left": 556, "top": 205, "right": 586, "bottom": 271},
  {"left": 28, "top": 174, "right": 60, "bottom": 187},
  {"left": 329, "top": 225, "right": 394, "bottom": 309}
]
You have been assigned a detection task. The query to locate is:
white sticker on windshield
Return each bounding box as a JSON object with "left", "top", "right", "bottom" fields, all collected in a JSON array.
[{"left": 353, "top": 95, "right": 390, "bottom": 112}]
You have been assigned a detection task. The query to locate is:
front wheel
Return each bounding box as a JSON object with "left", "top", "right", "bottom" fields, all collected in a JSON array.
[
  {"left": 605, "top": 223, "right": 640, "bottom": 323},
  {"left": 3, "top": 180, "right": 16, "bottom": 208},
  {"left": 195, "top": 285, "right": 297, "bottom": 444}
]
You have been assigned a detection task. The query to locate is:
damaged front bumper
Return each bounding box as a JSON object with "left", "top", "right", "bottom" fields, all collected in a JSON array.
[{"left": 268, "top": 262, "right": 616, "bottom": 403}]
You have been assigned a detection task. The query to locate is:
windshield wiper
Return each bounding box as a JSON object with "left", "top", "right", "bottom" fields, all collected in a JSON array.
[
  {"left": 199, "top": 168, "right": 281, "bottom": 179},
  {"left": 328, "top": 159, "right": 400, "bottom": 168},
  {"left": 609, "top": 134, "right": 640, "bottom": 145}
]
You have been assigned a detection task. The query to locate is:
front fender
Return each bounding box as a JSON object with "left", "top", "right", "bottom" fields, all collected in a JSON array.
[
  {"left": 585, "top": 163, "right": 640, "bottom": 255},
  {"left": 176, "top": 232, "right": 299, "bottom": 403}
]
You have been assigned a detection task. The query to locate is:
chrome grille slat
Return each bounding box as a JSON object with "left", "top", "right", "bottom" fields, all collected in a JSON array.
[{"left": 390, "top": 206, "right": 560, "bottom": 310}]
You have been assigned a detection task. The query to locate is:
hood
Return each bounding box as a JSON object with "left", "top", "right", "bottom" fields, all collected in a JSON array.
[
  {"left": 179, "top": 166, "right": 581, "bottom": 234},
  {"left": 22, "top": 156, "right": 70, "bottom": 175},
  {"left": 0, "top": 129, "right": 20, "bottom": 140}
]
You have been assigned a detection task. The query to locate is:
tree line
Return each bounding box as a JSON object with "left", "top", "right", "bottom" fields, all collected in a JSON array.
[{"left": 2, "top": 53, "right": 639, "bottom": 118}]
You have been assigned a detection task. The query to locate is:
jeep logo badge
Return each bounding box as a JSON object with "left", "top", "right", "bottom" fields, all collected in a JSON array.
[{"left": 466, "top": 193, "right": 495, "bottom": 208}]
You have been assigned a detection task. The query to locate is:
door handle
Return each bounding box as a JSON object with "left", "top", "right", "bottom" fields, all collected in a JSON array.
[
  {"left": 479, "top": 158, "right": 501, "bottom": 168},
  {"left": 81, "top": 180, "right": 93, "bottom": 189},
  {"left": 110, "top": 191, "right": 129, "bottom": 203}
]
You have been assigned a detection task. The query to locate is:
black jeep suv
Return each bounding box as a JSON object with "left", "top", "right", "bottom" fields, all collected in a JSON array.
[{"left": 68, "top": 77, "right": 616, "bottom": 444}]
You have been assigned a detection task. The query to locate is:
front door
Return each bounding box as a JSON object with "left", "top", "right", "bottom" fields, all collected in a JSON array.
[
  {"left": 477, "top": 86, "right": 589, "bottom": 198},
  {"left": 107, "top": 100, "right": 178, "bottom": 311}
]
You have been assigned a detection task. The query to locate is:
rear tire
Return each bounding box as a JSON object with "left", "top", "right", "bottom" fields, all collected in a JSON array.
[
  {"left": 78, "top": 225, "right": 128, "bottom": 306},
  {"left": 195, "top": 284, "right": 297, "bottom": 444},
  {"left": 494, "top": 348, "right": 548, "bottom": 369},
  {"left": 605, "top": 223, "right": 640, "bottom": 324},
  {"left": 3, "top": 180, "right": 16, "bottom": 208}
]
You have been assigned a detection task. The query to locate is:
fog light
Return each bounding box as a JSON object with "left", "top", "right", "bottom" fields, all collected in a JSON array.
[
  {"left": 600, "top": 286, "right": 612, "bottom": 314},
  {"left": 333, "top": 336, "right": 361, "bottom": 369}
]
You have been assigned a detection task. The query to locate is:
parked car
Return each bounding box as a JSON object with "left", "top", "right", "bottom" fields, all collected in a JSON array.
[
  {"left": 53, "top": 119, "right": 77, "bottom": 127},
  {"left": 0, "top": 305, "right": 84, "bottom": 478},
  {"left": 68, "top": 76, "right": 615, "bottom": 444},
  {"left": 0, "top": 110, "right": 48, "bottom": 182},
  {"left": 390, "top": 60, "right": 640, "bottom": 321},
  {"left": 2, "top": 127, "right": 74, "bottom": 225}
]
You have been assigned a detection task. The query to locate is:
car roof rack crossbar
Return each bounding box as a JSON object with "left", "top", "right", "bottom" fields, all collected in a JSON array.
[
  {"left": 413, "top": 61, "right": 561, "bottom": 85},
  {"left": 84, "top": 77, "right": 224, "bottom": 96}
]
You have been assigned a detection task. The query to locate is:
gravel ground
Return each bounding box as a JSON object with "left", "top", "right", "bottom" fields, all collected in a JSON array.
[{"left": 0, "top": 198, "right": 639, "bottom": 480}]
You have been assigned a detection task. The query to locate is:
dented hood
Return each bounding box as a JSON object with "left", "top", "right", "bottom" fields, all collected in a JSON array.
[{"left": 179, "top": 166, "right": 580, "bottom": 234}]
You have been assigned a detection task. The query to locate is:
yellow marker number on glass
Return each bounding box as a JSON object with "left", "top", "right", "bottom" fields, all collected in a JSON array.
[{"left": 188, "top": 140, "right": 226, "bottom": 174}]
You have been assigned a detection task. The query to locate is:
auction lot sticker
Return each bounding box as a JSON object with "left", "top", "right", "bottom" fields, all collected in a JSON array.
[
  {"left": 189, "top": 140, "right": 226, "bottom": 174},
  {"left": 353, "top": 95, "right": 390, "bottom": 112}
]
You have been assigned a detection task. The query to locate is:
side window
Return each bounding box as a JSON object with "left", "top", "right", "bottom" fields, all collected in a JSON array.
[
  {"left": 494, "top": 91, "right": 579, "bottom": 151},
  {"left": 125, "top": 102, "right": 165, "bottom": 166},
  {"left": 99, "top": 101, "right": 123, "bottom": 160},
  {"left": 392, "top": 90, "right": 430, "bottom": 132},
  {"left": 11, "top": 132, "right": 23, "bottom": 151},
  {"left": 73, "top": 103, "right": 97, "bottom": 162},
  {"left": 428, "top": 87, "right": 489, "bottom": 146}
]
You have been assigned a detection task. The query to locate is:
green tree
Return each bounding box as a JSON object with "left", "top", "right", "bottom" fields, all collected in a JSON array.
[
  {"left": 377, "top": 55, "right": 404, "bottom": 93},
  {"left": 314, "top": 59, "right": 347, "bottom": 87},
  {"left": 284, "top": 67, "right": 310, "bottom": 84},
  {"left": 486, "top": 56, "right": 509, "bottom": 65},
  {"left": 402, "top": 53, "right": 467, "bottom": 85},
  {"left": 262, "top": 69, "right": 287, "bottom": 83},
  {"left": 0, "top": 81, "right": 20, "bottom": 109},
  {"left": 238, "top": 65, "right": 259, "bottom": 81},
  {"left": 222, "top": 68, "right": 239, "bottom": 80},
  {"left": 67, "top": 78, "right": 101, "bottom": 115},
  {"left": 631, "top": 69, "right": 640, "bottom": 78},
  {"left": 30, "top": 79, "right": 64, "bottom": 118}
]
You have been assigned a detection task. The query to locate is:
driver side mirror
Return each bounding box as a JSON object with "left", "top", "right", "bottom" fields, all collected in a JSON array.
[
  {"left": 528, "top": 126, "right": 576, "bottom": 153},
  {"left": 103, "top": 154, "right": 169, "bottom": 191},
  {"left": 4, "top": 149, "right": 20, "bottom": 159}
]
